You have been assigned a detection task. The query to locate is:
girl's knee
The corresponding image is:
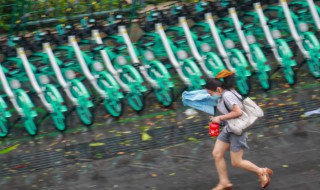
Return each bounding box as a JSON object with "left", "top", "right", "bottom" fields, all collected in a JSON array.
[
  {"left": 212, "top": 150, "right": 224, "bottom": 159},
  {"left": 231, "top": 159, "right": 241, "bottom": 167}
]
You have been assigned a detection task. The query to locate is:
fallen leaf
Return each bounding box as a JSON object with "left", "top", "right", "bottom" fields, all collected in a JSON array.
[
  {"left": 89, "top": 142, "right": 105, "bottom": 147},
  {"left": 186, "top": 116, "right": 195, "bottom": 120},
  {"left": 188, "top": 137, "right": 198, "bottom": 141},
  {"left": 0, "top": 144, "right": 20, "bottom": 155},
  {"left": 12, "top": 164, "right": 28, "bottom": 169},
  {"left": 142, "top": 132, "right": 152, "bottom": 141}
]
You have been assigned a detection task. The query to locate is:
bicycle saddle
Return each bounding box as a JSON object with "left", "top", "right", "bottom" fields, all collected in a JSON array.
[
  {"left": 141, "top": 39, "right": 155, "bottom": 47},
  {"left": 222, "top": 27, "right": 235, "bottom": 34},
  {"left": 197, "top": 31, "right": 211, "bottom": 40},
  {"left": 60, "top": 58, "right": 76, "bottom": 68},
  {"left": 243, "top": 23, "right": 255, "bottom": 30},
  {"left": 90, "top": 44, "right": 106, "bottom": 52},
  {"left": 31, "top": 60, "right": 48, "bottom": 73},
  {"left": 289, "top": 4, "right": 308, "bottom": 14},
  {"left": 174, "top": 36, "right": 187, "bottom": 44},
  {"left": 267, "top": 18, "right": 280, "bottom": 25},
  {"left": 7, "top": 67, "right": 22, "bottom": 76},
  {"left": 114, "top": 43, "right": 127, "bottom": 52}
]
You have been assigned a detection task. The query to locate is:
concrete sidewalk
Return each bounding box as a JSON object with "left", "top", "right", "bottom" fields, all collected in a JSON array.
[
  {"left": 0, "top": 69, "right": 319, "bottom": 190},
  {"left": 2, "top": 117, "right": 319, "bottom": 190}
]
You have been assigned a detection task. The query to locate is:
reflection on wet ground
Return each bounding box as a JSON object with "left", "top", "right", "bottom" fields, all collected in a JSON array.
[{"left": 0, "top": 65, "right": 319, "bottom": 189}]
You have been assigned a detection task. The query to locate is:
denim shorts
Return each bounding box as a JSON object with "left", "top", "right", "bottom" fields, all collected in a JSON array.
[{"left": 217, "top": 127, "right": 249, "bottom": 152}]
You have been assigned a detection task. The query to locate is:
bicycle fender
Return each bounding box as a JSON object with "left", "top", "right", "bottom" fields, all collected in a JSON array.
[
  {"left": 191, "top": 22, "right": 211, "bottom": 31},
  {"left": 70, "top": 79, "right": 93, "bottom": 107},
  {"left": 44, "top": 84, "right": 67, "bottom": 112},
  {"left": 206, "top": 52, "right": 226, "bottom": 68},
  {"left": 250, "top": 44, "right": 268, "bottom": 62},
  {"left": 229, "top": 49, "right": 249, "bottom": 67},
  {"left": 183, "top": 59, "right": 203, "bottom": 77},
  {"left": 121, "top": 65, "right": 144, "bottom": 83},
  {"left": 166, "top": 26, "right": 184, "bottom": 33},
  {"left": 148, "top": 60, "right": 172, "bottom": 79},
  {"left": 276, "top": 39, "right": 294, "bottom": 58},
  {"left": 303, "top": 32, "right": 320, "bottom": 49},
  {"left": 0, "top": 97, "right": 11, "bottom": 117},
  {"left": 99, "top": 71, "right": 121, "bottom": 90},
  {"left": 15, "top": 89, "right": 37, "bottom": 117}
]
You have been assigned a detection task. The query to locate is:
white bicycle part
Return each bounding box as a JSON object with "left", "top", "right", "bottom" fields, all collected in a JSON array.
[
  {"left": 205, "top": 13, "right": 235, "bottom": 72},
  {"left": 156, "top": 23, "right": 191, "bottom": 86},
  {"left": 68, "top": 36, "right": 108, "bottom": 98},
  {"left": 17, "top": 48, "right": 53, "bottom": 112},
  {"left": 43, "top": 43, "right": 79, "bottom": 105}
]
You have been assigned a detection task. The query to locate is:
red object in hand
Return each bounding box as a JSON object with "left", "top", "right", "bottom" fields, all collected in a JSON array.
[{"left": 209, "top": 122, "right": 220, "bottom": 137}]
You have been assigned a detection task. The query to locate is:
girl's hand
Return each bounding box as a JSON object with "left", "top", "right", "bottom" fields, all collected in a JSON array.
[{"left": 210, "top": 116, "right": 221, "bottom": 124}]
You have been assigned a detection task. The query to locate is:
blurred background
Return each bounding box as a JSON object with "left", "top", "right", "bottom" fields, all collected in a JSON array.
[{"left": 0, "top": 0, "right": 319, "bottom": 189}]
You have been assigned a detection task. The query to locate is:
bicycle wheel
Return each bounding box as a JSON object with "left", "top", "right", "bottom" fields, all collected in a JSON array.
[
  {"left": 76, "top": 105, "right": 94, "bottom": 126},
  {"left": 70, "top": 83, "right": 94, "bottom": 126},
  {"left": 257, "top": 71, "right": 271, "bottom": 91},
  {"left": 0, "top": 116, "right": 9, "bottom": 138},
  {"left": 283, "top": 65, "right": 296, "bottom": 85},
  {"left": 98, "top": 79, "right": 124, "bottom": 117},
  {"left": 23, "top": 116, "right": 38, "bottom": 136},
  {"left": 104, "top": 98, "right": 124, "bottom": 118},
  {"left": 16, "top": 92, "right": 38, "bottom": 136},
  {"left": 127, "top": 93, "right": 145, "bottom": 112},
  {"left": 50, "top": 112, "right": 67, "bottom": 131},
  {"left": 44, "top": 86, "right": 67, "bottom": 131},
  {"left": 154, "top": 88, "right": 174, "bottom": 107},
  {"left": 235, "top": 76, "right": 251, "bottom": 95},
  {"left": 307, "top": 58, "right": 320, "bottom": 79}
]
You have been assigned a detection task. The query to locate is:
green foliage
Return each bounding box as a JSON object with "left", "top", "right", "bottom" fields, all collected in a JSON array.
[{"left": 0, "top": 0, "right": 194, "bottom": 33}]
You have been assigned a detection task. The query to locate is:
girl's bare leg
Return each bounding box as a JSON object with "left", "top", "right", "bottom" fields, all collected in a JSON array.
[
  {"left": 230, "top": 149, "right": 273, "bottom": 188},
  {"left": 230, "top": 149, "right": 261, "bottom": 174},
  {"left": 212, "top": 139, "right": 232, "bottom": 187}
]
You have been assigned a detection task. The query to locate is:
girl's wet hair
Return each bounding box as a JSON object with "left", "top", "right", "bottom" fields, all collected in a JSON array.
[{"left": 204, "top": 70, "right": 235, "bottom": 91}]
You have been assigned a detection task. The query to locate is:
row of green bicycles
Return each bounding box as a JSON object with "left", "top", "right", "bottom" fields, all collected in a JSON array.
[{"left": 0, "top": 0, "right": 319, "bottom": 137}]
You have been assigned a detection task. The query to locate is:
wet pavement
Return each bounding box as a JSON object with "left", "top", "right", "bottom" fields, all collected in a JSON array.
[{"left": 0, "top": 57, "right": 319, "bottom": 189}]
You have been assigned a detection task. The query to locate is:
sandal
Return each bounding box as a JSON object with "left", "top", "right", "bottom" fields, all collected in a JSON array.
[{"left": 258, "top": 168, "right": 273, "bottom": 188}]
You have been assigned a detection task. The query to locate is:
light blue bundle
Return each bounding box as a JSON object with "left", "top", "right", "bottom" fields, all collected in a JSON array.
[{"left": 182, "top": 89, "right": 218, "bottom": 115}]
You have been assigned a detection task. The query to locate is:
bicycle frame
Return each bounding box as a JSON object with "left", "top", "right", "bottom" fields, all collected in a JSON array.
[
  {"left": 41, "top": 43, "right": 95, "bottom": 125},
  {"left": 117, "top": 26, "right": 175, "bottom": 107},
  {"left": 66, "top": 36, "right": 126, "bottom": 116},
  {"left": 16, "top": 48, "right": 54, "bottom": 112},
  {"left": 290, "top": 0, "right": 320, "bottom": 31},
  {"left": 155, "top": 23, "right": 205, "bottom": 90},
  {"left": 16, "top": 48, "right": 68, "bottom": 131},
  {"left": 0, "top": 95, "right": 10, "bottom": 137},
  {"left": 201, "top": 13, "right": 252, "bottom": 95},
  {"left": 170, "top": 17, "right": 226, "bottom": 77},
  {"left": 280, "top": 0, "right": 320, "bottom": 78},
  {"left": 0, "top": 56, "right": 38, "bottom": 136},
  {"left": 92, "top": 30, "right": 148, "bottom": 111},
  {"left": 253, "top": 2, "right": 297, "bottom": 84}
]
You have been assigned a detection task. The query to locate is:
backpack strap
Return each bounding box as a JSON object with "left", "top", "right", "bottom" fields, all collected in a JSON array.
[
  {"left": 223, "top": 99, "right": 231, "bottom": 113},
  {"left": 221, "top": 90, "right": 243, "bottom": 113},
  {"left": 228, "top": 90, "right": 243, "bottom": 102},
  {"left": 221, "top": 90, "right": 231, "bottom": 113}
]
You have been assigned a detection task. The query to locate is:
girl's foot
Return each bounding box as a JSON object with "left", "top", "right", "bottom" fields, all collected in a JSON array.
[
  {"left": 258, "top": 168, "right": 273, "bottom": 188},
  {"left": 212, "top": 183, "right": 233, "bottom": 190}
]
